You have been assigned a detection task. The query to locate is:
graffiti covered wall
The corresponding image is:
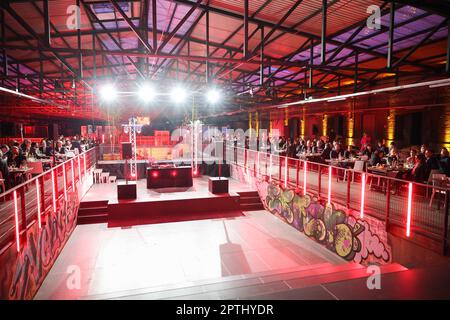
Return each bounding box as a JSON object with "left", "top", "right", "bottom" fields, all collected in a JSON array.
[
  {"left": 0, "top": 192, "right": 79, "bottom": 300},
  {"left": 256, "top": 181, "right": 391, "bottom": 265},
  {"left": 230, "top": 164, "right": 391, "bottom": 265}
]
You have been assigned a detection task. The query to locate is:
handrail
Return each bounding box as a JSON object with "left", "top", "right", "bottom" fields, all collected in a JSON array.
[
  {"left": 229, "top": 145, "right": 450, "bottom": 191},
  {"left": 226, "top": 144, "right": 450, "bottom": 250},
  {"left": 0, "top": 147, "right": 95, "bottom": 197},
  {"left": 0, "top": 147, "right": 97, "bottom": 253}
]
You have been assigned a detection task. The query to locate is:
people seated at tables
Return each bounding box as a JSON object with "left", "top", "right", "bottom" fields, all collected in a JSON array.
[
  {"left": 344, "top": 145, "right": 357, "bottom": 159},
  {"left": 1, "top": 145, "right": 10, "bottom": 160},
  {"left": 406, "top": 148, "right": 417, "bottom": 168},
  {"left": 330, "top": 143, "right": 344, "bottom": 160},
  {"left": 20, "top": 139, "right": 32, "bottom": 156},
  {"left": 29, "top": 142, "right": 39, "bottom": 158},
  {"left": 419, "top": 144, "right": 427, "bottom": 155},
  {"left": 369, "top": 150, "right": 386, "bottom": 167},
  {"left": 313, "top": 139, "right": 324, "bottom": 154},
  {"left": 424, "top": 148, "right": 440, "bottom": 179},
  {"left": 387, "top": 147, "right": 399, "bottom": 166},
  {"left": 39, "top": 139, "right": 53, "bottom": 157},
  {"left": 71, "top": 136, "right": 82, "bottom": 154},
  {"left": 55, "top": 140, "right": 67, "bottom": 159},
  {"left": 0, "top": 150, "right": 10, "bottom": 191},
  {"left": 320, "top": 143, "right": 332, "bottom": 161},
  {"left": 439, "top": 147, "right": 450, "bottom": 176},
  {"left": 361, "top": 144, "right": 373, "bottom": 158},
  {"left": 410, "top": 154, "right": 428, "bottom": 183},
  {"left": 296, "top": 139, "right": 306, "bottom": 155},
  {"left": 376, "top": 140, "right": 389, "bottom": 155},
  {"left": 7, "top": 146, "right": 27, "bottom": 168},
  {"left": 287, "top": 138, "right": 297, "bottom": 158},
  {"left": 388, "top": 141, "right": 397, "bottom": 154}
]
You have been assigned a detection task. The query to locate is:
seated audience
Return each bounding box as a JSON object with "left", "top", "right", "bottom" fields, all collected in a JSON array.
[
  {"left": 439, "top": 147, "right": 450, "bottom": 176},
  {"left": 330, "top": 143, "right": 344, "bottom": 160},
  {"left": 369, "top": 150, "right": 385, "bottom": 167},
  {"left": 376, "top": 140, "right": 389, "bottom": 155},
  {"left": 361, "top": 144, "right": 373, "bottom": 158},
  {"left": 406, "top": 148, "right": 417, "bottom": 167},
  {"left": 7, "top": 146, "right": 27, "bottom": 168},
  {"left": 411, "top": 154, "right": 428, "bottom": 183},
  {"left": 425, "top": 148, "right": 440, "bottom": 179},
  {"left": 1, "top": 145, "right": 10, "bottom": 160},
  {"left": 320, "top": 143, "right": 332, "bottom": 161},
  {"left": 344, "top": 145, "right": 357, "bottom": 159}
]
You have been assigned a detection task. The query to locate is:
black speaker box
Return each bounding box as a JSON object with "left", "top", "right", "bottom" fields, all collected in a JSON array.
[
  {"left": 208, "top": 177, "right": 229, "bottom": 194},
  {"left": 121, "top": 142, "right": 133, "bottom": 160},
  {"left": 117, "top": 181, "right": 137, "bottom": 200}
]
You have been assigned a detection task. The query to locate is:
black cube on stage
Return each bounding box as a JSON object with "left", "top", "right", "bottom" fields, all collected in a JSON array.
[
  {"left": 117, "top": 181, "right": 137, "bottom": 200},
  {"left": 121, "top": 142, "right": 133, "bottom": 160},
  {"left": 208, "top": 177, "right": 229, "bottom": 194}
]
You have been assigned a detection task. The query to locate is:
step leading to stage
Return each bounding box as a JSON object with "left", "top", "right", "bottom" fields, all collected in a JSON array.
[{"left": 107, "top": 193, "right": 243, "bottom": 228}]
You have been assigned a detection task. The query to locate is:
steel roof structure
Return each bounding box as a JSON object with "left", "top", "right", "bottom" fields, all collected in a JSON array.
[{"left": 0, "top": 0, "right": 449, "bottom": 120}]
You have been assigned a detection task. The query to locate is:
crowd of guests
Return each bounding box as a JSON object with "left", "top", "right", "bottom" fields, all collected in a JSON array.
[
  {"left": 233, "top": 131, "right": 450, "bottom": 184},
  {"left": 0, "top": 135, "right": 96, "bottom": 192}
]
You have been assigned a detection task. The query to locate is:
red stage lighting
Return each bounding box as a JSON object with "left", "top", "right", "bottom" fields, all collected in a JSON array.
[
  {"left": 152, "top": 171, "right": 159, "bottom": 178},
  {"left": 171, "top": 170, "right": 177, "bottom": 177}
]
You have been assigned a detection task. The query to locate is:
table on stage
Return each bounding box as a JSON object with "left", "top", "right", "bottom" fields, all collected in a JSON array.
[
  {"left": 97, "top": 160, "right": 148, "bottom": 179},
  {"left": 147, "top": 165, "right": 193, "bottom": 189}
]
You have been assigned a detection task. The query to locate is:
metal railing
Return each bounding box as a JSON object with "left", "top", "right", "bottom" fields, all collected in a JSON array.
[
  {"left": 226, "top": 145, "right": 450, "bottom": 255},
  {"left": 0, "top": 147, "right": 97, "bottom": 253}
]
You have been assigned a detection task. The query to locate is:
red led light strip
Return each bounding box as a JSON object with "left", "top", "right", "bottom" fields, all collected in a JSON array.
[
  {"left": 406, "top": 182, "right": 413, "bottom": 237},
  {"left": 13, "top": 190, "right": 20, "bottom": 252}
]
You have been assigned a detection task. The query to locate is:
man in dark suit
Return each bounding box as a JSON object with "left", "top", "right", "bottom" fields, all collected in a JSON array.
[
  {"left": 424, "top": 148, "right": 440, "bottom": 180},
  {"left": 0, "top": 150, "right": 10, "bottom": 190}
]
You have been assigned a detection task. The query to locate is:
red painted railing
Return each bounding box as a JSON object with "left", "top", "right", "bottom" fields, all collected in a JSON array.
[
  {"left": 227, "top": 145, "right": 450, "bottom": 255},
  {"left": 0, "top": 148, "right": 97, "bottom": 253}
]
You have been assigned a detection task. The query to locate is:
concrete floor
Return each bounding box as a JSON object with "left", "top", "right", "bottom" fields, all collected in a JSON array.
[{"left": 34, "top": 210, "right": 345, "bottom": 300}]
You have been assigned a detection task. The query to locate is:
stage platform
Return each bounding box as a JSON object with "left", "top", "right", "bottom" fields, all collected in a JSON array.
[{"left": 79, "top": 177, "right": 260, "bottom": 228}]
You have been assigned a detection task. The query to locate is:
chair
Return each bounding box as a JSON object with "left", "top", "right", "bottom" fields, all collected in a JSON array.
[
  {"left": 426, "top": 169, "right": 442, "bottom": 198},
  {"left": 93, "top": 168, "right": 103, "bottom": 183},
  {"left": 350, "top": 160, "right": 365, "bottom": 182},
  {"left": 429, "top": 173, "right": 447, "bottom": 208},
  {"left": 27, "top": 161, "right": 44, "bottom": 176},
  {"left": 101, "top": 172, "right": 110, "bottom": 183}
]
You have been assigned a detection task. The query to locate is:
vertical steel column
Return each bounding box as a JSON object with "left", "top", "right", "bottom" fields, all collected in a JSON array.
[
  {"left": 1, "top": 9, "right": 6, "bottom": 87},
  {"left": 354, "top": 50, "right": 359, "bottom": 92},
  {"left": 321, "top": 0, "right": 327, "bottom": 64},
  {"left": 76, "top": 0, "right": 82, "bottom": 79},
  {"left": 260, "top": 26, "right": 264, "bottom": 86},
  {"left": 309, "top": 40, "right": 314, "bottom": 88},
  {"left": 387, "top": 1, "right": 395, "bottom": 69},
  {"left": 446, "top": 20, "right": 450, "bottom": 74},
  {"left": 206, "top": 9, "right": 210, "bottom": 83},
  {"left": 43, "top": 0, "right": 50, "bottom": 46},
  {"left": 244, "top": 0, "right": 249, "bottom": 58},
  {"left": 152, "top": 0, "right": 157, "bottom": 52}
]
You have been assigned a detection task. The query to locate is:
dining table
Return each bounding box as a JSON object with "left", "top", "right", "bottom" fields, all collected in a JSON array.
[{"left": 8, "top": 167, "right": 32, "bottom": 186}]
